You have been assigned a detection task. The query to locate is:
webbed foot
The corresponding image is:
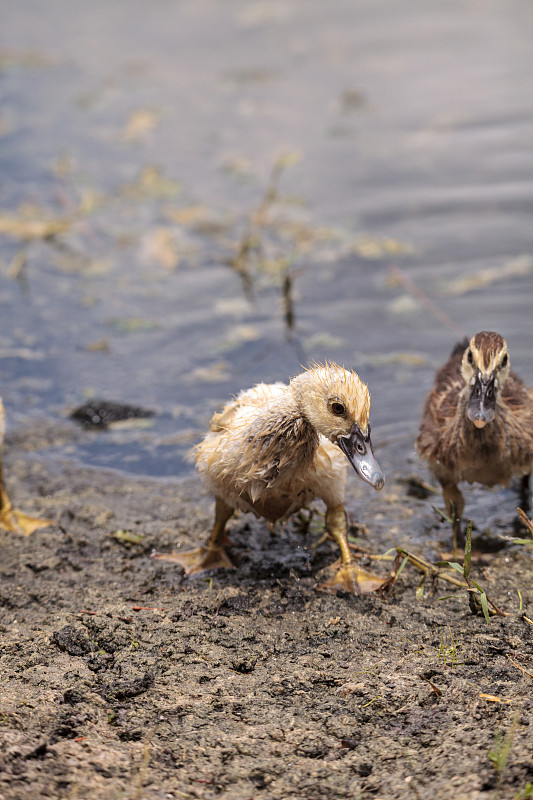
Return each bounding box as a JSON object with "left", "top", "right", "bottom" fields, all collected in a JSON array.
[
  {"left": 0, "top": 507, "right": 55, "bottom": 536},
  {"left": 316, "top": 558, "right": 388, "bottom": 595},
  {"left": 152, "top": 545, "right": 234, "bottom": 575}
]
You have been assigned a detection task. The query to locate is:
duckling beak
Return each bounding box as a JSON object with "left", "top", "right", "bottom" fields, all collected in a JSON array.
[
  {"left": 337, "top": 423, "right": 385, "bottom": 490},
  {"left": 467, "top": 372, "right": 496, "bottom": 429}
]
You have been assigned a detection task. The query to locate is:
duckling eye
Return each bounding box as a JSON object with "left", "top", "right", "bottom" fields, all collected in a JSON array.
[
  {"left": 467, "top": 350, "right": 473, "bottom": 365},
  {"left": 501, "top": 354, "right": 508, "bottom": 367},
  {"left": 329, "top": 401, "right": 346, "bottom": 416}
]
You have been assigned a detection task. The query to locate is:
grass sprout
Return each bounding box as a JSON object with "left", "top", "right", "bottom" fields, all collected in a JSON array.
[
  {"left": 435, "top": 522, "right": 507, "bottom": 623},
  {"left": 489, "top": 713, "right": 520, "bottom": 794},
  {"left": 413, "top": 626, "right": 464, "bottom": 668},
  {"left": 395, "top": 523, "right": 508, "bottom": 623}
]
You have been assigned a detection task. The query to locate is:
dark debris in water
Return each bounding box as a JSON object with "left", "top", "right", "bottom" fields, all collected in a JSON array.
[{"left": 70, "top": 400, "right": 155, "bottom": 429}]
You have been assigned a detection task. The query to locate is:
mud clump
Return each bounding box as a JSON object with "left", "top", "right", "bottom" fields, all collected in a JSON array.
[
  {"left": 100, "top": 669, "right": 155, "bottom": 702},
  {"left": 51, "top": 625, "right": 96, "bottom": 656}
]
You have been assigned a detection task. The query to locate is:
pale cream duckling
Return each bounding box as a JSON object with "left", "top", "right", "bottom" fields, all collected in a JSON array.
[
  {"left": 0, "top": 398, "right": 54, "bottom": 535},
  {"left": 416, "top": 331, "right": 533, "bottom": 545},
  {"left": 154, "top": 363, "right": 385, "bottom": 593}
]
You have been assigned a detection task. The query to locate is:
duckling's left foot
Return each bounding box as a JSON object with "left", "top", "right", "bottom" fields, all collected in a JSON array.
[
  {"left": 152, "top": 545, "right": 234, "bottom": 575},
  {"left": 0, "top": 478, "right": 54, "bottom": 535},
  {"left": 317, "top": 559, "right": 387, "bottom": 595},
  {"left": 153, "top": 497, "right": 236, "bottom": 576},
  {"left": 0, "top": 507, "right": 55, "bottom": 536}
]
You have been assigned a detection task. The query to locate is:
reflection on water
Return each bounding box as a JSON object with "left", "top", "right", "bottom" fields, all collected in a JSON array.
[{"left": 1, "top": 0, "right": 532, "bottom": 534}]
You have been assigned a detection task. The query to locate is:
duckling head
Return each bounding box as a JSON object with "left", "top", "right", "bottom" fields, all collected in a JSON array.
[
  {"left": 461, "top": 331, "right": 510, "bottom": 428},
  {"left": 290, "top": 362, "right": 384, "bottom": 490}
]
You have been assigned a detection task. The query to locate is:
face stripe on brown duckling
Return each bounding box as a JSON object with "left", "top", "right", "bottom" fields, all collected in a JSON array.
[{"left": 469, "top": 331, "right": 508, "bottom": 376}]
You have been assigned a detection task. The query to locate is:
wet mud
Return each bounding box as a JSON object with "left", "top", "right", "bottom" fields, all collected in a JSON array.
[{"left": 1, "top": 437, "right": 532, "bottom": 800}]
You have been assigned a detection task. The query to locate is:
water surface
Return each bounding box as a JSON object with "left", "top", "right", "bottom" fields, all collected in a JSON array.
[{"left": 1, "top": 1, "right": 532, "bottom": 543}]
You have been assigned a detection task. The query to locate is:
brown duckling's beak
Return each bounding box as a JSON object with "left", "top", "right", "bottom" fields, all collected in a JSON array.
[
  {"left": 467, "top": 372, "right": 496, "bottom": 429},
  {"left": 337, "top": 423, "right": 385, "bottom": 490}
]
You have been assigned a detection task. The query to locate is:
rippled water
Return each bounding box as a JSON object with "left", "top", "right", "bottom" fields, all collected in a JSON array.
[{"left": 1, "top": 0, "right": 532, "bottom": 526}]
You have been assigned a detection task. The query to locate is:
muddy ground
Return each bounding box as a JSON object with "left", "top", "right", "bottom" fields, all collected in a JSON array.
[{"left": 0, "top": 426, "right": 532, "bottom": 800}]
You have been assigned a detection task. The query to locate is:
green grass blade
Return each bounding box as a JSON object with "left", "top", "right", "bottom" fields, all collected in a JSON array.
[
  {"left": 508, "top": 538, "right": 533, "bottom": 546},
  {"left": 432, "top": 505, "right": 453, "bottom": 524},
  {"left": 464, "top": 521, "right": 472, "bottom": 579},
  {"left": 397, "top": 555, "right": 409, "bottom": 578},
  {"left": 479, "top": 590, "right": 490, "bottom": 624},
  {"left": 435, "top": 561, "right": 464, "bottom": 575}
]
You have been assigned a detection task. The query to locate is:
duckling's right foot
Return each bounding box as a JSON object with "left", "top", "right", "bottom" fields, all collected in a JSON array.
[
  {"left": 0, "top": 507, "right": 55, "bottom": 536},
  {"left": 316, "top": 560, "right": 388, "bottom": 595},
  {"left": 152, "top": 546, "right": 234, "bottom": 575}
]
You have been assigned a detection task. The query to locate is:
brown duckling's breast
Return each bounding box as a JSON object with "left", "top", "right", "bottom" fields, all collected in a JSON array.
[{"left": 431, "top": 399, "right": 532, "bottom": 486}]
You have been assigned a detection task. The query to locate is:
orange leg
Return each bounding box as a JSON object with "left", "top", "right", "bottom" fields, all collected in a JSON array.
[
  {"left": 441, "top": 481, "right": 465, "bottom": 550},
  {"left": 0, "top": 459, "right": 54, "bottom": 536},
  {"left": 317, "top": 505, "right": 386, "bottom": 594},
  {"left": 152, "top": 497, "right": 235, "bottom": 575}
]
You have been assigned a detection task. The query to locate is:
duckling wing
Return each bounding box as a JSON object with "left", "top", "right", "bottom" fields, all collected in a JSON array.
[
  {"left": 501, "top": 371, "right": 533, "bottom": 465},
  {"left": 195, "top": 382, "right": 291, "bottom": 479},
  {"left": 195, "top": 382, "right": 320, "bottom": 517},
  {"left": 431, "top": 344, "right": 464, "bottom": 402},
  {"left": 416, "top": 347, "right": 464, "bottom": 463},
  {"left": 502, "top": 370, "right": 533, "bottom": 412},
  {"left": 209, "top": 403, "right": 239, "bottom": 433},
  {"left": 207, "top": 382, "right": 288, "bottom": 434}
]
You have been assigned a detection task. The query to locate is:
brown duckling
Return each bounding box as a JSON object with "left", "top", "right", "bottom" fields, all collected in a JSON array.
[
  {"left": 0, "top": 398, "right": 54, "bottom": 535},
  {"left": 416, "top": 331, "right": 533, "bottom": 545},
  {"left": 154, "top": 362, "right": 385, "bottom": 593}
]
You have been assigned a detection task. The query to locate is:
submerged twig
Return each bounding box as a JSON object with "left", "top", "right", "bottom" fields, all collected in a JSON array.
[
  {"left": 230, "top": 155, "right": 294, "bottom": 299},
  {"left": 283, "top": 272, "right": 294, "bottom": 331},
  {"left": 388, "top": 265, "right": 464, "bottom": 336},
  {"left": 229, "top": 153, "right": 301, "bottom": 324}
]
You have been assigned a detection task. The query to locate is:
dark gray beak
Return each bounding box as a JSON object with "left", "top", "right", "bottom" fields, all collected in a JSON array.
[
  {"left": 337, "top": 423, "right": 385, "bottom": 490},
  {"left": 467, "top": 372, "right": 496, "bottom": 428}
]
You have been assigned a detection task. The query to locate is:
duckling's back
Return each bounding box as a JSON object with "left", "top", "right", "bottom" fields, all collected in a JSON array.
[
  {"left": 194, "top": 380, "right": 346, "bottom": 521},
  {"left": 416, "top": 344, "right": 464, "bottom": 463}
]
